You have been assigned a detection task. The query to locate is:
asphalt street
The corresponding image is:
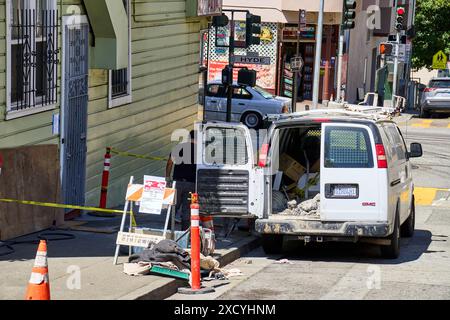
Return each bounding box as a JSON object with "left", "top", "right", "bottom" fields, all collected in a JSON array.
[{"left": 169, "top": 115, "right": 450, "bottom": 300}]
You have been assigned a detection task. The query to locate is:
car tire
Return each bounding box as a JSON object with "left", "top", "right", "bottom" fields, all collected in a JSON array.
[
  {"left": 419, "top": 106, "right": 430, "bottom": 118},
  {"left": 242, "top": 112, "right": 262, "bottom": 129},
  {"left": 401, "top": 196, "right": 415, "bottom": 238},
  {"left": 272, "top": 191, "right": 288, "bottom": 213},
  {"left": 380, "top": 208, "right": 400, "bottom": 259},
  {"left": 261, "top": 234, "right": 284, "bottom": 254}
]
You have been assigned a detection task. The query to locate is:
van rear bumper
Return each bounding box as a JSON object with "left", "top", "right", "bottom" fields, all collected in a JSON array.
[{"left": 255, "top": 218, "right": 390, "bottom": 237}]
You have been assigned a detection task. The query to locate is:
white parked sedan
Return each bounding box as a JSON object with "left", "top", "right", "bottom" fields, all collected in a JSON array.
[
  {"left": 202, "top": 81, "right": 292, "bottom": 129},
  {"left": 420, "top": 77, "right": 450, "bottom": 118}
]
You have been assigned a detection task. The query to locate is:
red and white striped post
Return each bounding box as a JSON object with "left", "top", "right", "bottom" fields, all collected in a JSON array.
[
  {"left": 99, "top": 147, "right": 112, "bottom": 209},
  {"left": 190, "top": 193, "right": 201, "bottom": 290},
  {"left": 178, "top": 193, "right": 214, "bottom": 295}
]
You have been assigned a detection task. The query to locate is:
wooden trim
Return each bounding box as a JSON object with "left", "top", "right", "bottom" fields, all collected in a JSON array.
[{"left": 108, "top": 0, "right": 132, "bottom": 109}]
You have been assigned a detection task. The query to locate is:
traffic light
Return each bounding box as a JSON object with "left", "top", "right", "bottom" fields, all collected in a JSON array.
[
  {"left": 395, "top": 6, "right": 406, "bottom": 31},
  {"left": 246, "top": 13, "right": 261, "bottom": 47},
  {"left": 222, "top": 65, "right": 233, "bottom": 86},
  {"left": 379, "top": 43, "right": 393, "bottom": 55},
  {"left": 238, "top": 68, "right": 257, "bottom": 87},
  {"left": 342, "top": 0, "right": 356, "bottom": 30},
  {"left": 212, "top": 14, "right": 229, "bottom": 28}
]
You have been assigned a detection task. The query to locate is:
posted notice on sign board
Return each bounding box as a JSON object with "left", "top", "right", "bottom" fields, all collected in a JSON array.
[{"left": 139, "top": 176, "right": 167, "bottom": 214}]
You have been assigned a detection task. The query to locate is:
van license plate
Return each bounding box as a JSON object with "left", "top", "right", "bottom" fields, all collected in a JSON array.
[{"left": 332, "top": 185, "right": 358, "bottom": 197}]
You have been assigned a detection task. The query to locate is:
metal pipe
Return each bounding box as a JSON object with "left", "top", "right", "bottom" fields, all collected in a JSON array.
[
  {"left": 336, "top": 28, "right": 344, "bottom": 102},
  {"left": 392, "top": 30, "right": 400, "bottom": 104},
  {"left": 312, "top": 0, "right": 325, "bottom": 108},
  {"left": 226, "top": 11, "right": 235, "bottom": 123}
]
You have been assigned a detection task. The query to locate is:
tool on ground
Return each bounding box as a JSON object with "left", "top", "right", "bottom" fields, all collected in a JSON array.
[
  {"left": 177, "top": 193, "right": 214, "bottom": 294},
  {"left": 25, "top": 240, "right": 50, "bottom": 300}
]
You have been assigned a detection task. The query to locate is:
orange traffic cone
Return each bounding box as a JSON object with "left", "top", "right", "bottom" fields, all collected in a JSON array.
[{"left": 25, "top": 240, "right": 50, "bottom": 300}]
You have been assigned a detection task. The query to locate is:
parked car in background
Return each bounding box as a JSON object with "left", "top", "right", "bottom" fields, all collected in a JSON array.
[
  {"left": 200, "top": 81, "right": 292, "bottom": 129},
  {"left": 420, "top": 77, "right": 450, "bottom": 118}
]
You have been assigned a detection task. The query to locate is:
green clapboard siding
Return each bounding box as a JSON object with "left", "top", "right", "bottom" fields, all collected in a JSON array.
[{"left": 0, "top": 0, "right": 207, "bottom": 209}]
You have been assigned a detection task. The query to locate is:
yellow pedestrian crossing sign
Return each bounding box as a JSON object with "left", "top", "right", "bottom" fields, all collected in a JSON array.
[{"left": 432, "top": 50, "right": 448, "bottom": 69}]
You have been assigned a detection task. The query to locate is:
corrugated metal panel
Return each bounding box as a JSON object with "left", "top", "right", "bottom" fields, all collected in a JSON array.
[{"left": 197, "top": 169, "right": 249, "bottom": 215}]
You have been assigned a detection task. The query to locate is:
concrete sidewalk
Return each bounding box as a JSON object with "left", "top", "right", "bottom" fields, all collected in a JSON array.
[{"left": 0, "top": 214, "right": 260, "bottom": 300}]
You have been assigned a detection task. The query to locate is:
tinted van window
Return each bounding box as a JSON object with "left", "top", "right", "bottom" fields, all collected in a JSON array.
[{"left": 324, "top": 126, "right": 374, "bottom": 168}]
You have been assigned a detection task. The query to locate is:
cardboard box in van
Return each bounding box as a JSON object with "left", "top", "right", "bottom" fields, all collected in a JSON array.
[
  {"left": 310, "top": 159, "right": 320, "bottom": 173},
  {"left": 279, "top": 153, "right": 305, "bottom": 182}
]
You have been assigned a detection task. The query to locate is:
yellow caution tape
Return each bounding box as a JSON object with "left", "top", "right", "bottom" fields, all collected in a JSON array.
[
  {"left": 130, "top": 203, "right": 137, "bottom": 227},
  {"left": 110, "top": 147, "right": 168, "bottom": 162},
  {"left": 0, "top": 198, "right": 132, "bottom": 215}
]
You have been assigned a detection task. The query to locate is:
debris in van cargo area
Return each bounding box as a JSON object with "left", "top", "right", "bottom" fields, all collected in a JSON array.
[
  {"left": 279, "top": 194, "right": 321, "bottom": 216},
  {"left": 275, "top": 259, "right": 293, "bottom": 265},
  {"left": 287, "top": 200, "right": 297, "bottom": 209}
]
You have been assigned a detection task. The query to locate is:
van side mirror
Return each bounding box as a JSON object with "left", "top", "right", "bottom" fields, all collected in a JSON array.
[{"left": 409, "top": 143, "right": 423, "bottom": 158}]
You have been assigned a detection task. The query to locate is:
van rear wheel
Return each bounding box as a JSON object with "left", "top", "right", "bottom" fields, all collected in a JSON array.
[
  {"left": 380, "top": 211, "right": 400, "bottom": 259},
  {"left": 401, "top": 196, "right": 415, "bottom": 238},
  {"left": 261, "top": 234, "right": 283, "bottom": 254}
]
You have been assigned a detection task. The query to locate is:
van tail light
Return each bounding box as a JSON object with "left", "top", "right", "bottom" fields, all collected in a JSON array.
[
  {"left": 424, "top": 88, "right": 436, "bottom": 92},
  {"left": 375, "top": 144, "right": 388, "bottom": 169},
  {"left": 313, "top": 118, "right": 331, "bottom": 123},
  {"left": 258, "top": 143, "right": 269, "bottom": 167}
]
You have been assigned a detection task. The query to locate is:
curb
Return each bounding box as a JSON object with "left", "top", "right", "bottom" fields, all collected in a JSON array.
[{"left": 118, "top": 235, "right": 261, "bottom": 300}]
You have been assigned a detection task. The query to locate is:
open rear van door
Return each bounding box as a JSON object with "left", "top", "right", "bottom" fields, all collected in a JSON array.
[{"left": 195, "top": 122, "right": 264, "bottom": 218}]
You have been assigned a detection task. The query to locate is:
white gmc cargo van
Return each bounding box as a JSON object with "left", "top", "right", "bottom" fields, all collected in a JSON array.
[{"left": 195, "top": 110, "right": 423, "bottom": 259}]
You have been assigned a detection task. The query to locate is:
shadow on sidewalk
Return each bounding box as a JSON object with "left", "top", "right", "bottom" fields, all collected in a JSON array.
[
  {"left": 279, "top": 229, "right": 434, "bottom": 265},
  {"left": 0, "top": 212, "right": 255, "bottom": 262}
]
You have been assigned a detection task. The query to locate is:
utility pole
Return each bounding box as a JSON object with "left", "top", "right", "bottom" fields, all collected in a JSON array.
[
  {"left": 392, "top": 5, "right": 406, "bottom": 105},
  {"left": 336, "top": 27, "right": 344, "bottom": 102},
  {"left": 292, "top": 10, "right": 303, "bottom": 111},
  {"left": 312, "top": 0, "right": 324, "bottom": 109},
  {"left": 336, "top": 0, "right": 356, "bottom": 102},
  {"left": 226, "top": 11, "right": 235, "bottom": 123},
  {"left": 392, "top": 30, "right": 400, "bottom": 105}
]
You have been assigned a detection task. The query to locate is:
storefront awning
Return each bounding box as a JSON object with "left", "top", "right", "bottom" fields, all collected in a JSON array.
[{"left": 83, "top": 0, "right": 129, "bottom": 70}]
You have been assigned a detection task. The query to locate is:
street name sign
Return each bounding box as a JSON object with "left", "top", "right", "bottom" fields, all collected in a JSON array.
[{"left": 232, "top": 55, "right": 271, "bottom": 65}]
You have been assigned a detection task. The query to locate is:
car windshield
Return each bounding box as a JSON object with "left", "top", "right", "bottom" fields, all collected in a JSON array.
[
  {"left": 253, "top": 86, "right": 274, "bottom": 99},
  {"left": 429, "top": 80, "right": 450, "bottom": 88}
]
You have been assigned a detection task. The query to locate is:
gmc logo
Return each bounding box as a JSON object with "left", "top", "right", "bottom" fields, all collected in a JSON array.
[{"left": 362, "top": 202, "right": 376, "bottom": 207}]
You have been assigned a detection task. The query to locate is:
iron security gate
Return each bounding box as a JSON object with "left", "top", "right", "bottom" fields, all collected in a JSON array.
[{"left": 62, "top": 21, "right": 89, "bottom": 206}]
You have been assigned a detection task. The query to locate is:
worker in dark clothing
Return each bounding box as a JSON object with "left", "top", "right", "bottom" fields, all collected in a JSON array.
[{"left": 165, "top": 130, "right": 196, "bottom": 231}]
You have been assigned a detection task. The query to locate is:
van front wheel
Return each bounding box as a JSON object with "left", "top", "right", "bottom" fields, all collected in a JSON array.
[
  {"left": 380, "top": 211, "right": 400, "bottom": 259},
  {"left": 261, "top": 234, "right": 283, "bottom": 254}
]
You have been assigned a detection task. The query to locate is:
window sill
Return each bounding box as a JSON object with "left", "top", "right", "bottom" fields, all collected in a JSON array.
[
  {"left": 108, "top": 94, "right": 132, "bottom": 109},
  {"left": 5, "top": 104, "right": 57, "bottom": 120}
]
